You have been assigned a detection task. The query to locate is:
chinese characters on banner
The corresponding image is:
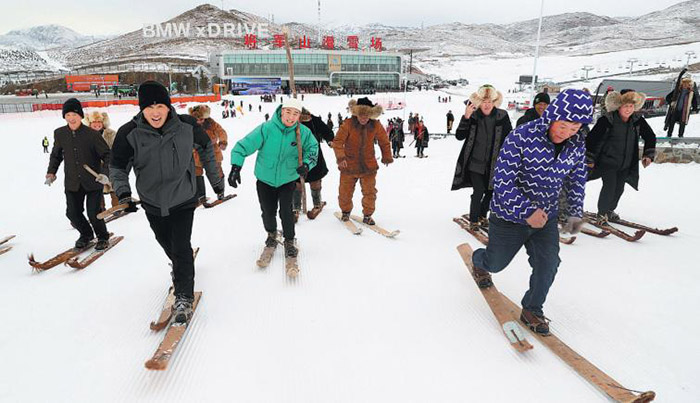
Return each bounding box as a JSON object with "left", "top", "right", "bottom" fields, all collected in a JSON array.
[{"left": 245, "top": 34, "right": 383, "bottom": 50}]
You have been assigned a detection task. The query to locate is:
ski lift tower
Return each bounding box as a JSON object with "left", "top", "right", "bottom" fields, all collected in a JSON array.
[{"left": 685, "top": 51, "right": 696, "bottom": 67}]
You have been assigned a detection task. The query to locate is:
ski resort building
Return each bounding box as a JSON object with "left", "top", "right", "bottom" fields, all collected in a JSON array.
[{"left": 210, "top": 50, "right": 403, "bottom": 94}]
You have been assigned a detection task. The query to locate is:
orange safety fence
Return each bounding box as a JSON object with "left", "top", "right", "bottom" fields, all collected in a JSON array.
[{"left": 31, "top": 93, "right": 221, "bottom": 112}]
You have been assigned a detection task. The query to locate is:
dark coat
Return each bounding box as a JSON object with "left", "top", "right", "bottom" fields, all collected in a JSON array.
[
  {"left": 516, "top": 108, "right": 540, "bottom": 128},
  {"left": 47, "top": 123, "right": 110, "bottom": 192},
  {"left": 413, "top": 125, "right": 429, "bottom": 148},
  {"left": 451, "top": 109, "right": 512, "bottom": 191},
  {"left": 302, "top": 114, "right": 335, "bottom": 182},
  {"left": 586, "top": 112, "right": 656, "bottom": 190}
]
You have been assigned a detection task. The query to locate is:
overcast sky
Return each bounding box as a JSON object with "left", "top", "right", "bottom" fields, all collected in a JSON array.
[{"left": 1, "top": 0, "right": 688, "bottom": 36}]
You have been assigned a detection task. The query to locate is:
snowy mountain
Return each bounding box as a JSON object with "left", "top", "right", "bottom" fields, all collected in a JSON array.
[
  {"left": 2, "top": 1, "right": 699, "bottom": 75},
  {"left": 0, "top": 25, "right": 109, "bottom": 50}
]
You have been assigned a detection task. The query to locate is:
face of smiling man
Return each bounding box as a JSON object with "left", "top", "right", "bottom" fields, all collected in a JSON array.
[{"left": 143, "top": 104, "right": 170, "bottom": 129}]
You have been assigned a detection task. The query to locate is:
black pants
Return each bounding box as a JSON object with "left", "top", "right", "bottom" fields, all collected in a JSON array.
[
  {"left": 257, "top": 180, "right": 296, "bottom": 240},
  {"left": 145, "top": 208, "right": 195, "bottom": 299},
  {"left": 667, "top": 121, "right": 686, "bottom": 137},
  {"left": 416, "top": 144, "right": 425, "bottom": 157},
  {"left": 469, "top": 171, "right": 492, "bottom": 223},
  {"left": 65, "top": 186, "right": 109, "bottom": 240},
  {"left": 196, "top": 175, "right": 206, "bottom": 199},
  {"left": 597, "top": 169, "right": 628, "bottom": 215},
  {"left": 43, "top": 146, "right": 49, "bottom": 153}
]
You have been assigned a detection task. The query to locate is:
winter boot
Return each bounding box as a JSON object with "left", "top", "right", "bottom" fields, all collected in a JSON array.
[
  {"left": 172, "top": 295, "right": 194, "bottom": 324},
  {"left": 471, "top": 265, "right": 493, "bottom": 289},
  {"left": 520, "top": 309, "right": 550, "bottom": 335},
  {"left": 607, "top": 211, "right": 620, "bottom": 222},
  {"left": 478, "top": 217, "right": 489, "bottom": 229},
  {"left": 311, "top": 188, "right": 323, "bottom": 208},
  {"left": 265, "top": 232, "right": 278, "bottom": 248},
  {"left": 341, "top": 211, "right": 350, "bottom": 222},
  {"left": 95, "top": 237, "right": 110, "bottom": 251},
  {"left": 284, "top": 238, "right": 298, "bottom": 258},
  {"left": 469, "top": 221, "right": 481, "bottom": 231},
  {"left": 75, "top": 234, "right": 94, "bottom": 249},
  {"left": 363, "top": 215, "right": 376, "bottom": 225}
]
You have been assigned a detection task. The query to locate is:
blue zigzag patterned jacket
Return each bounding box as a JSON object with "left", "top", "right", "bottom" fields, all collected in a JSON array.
[{"left": 490, "top": 119, "right": 587, "bottom": 225}]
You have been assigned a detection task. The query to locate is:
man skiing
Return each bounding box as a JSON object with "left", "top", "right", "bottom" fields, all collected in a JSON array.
[
  {"left": 293, "top": 107, "right": 334, "bottom": 220},
  {"left": 333, "top": 97, "right": 393, "bottom": 224},
  {"left": 413, "top": 119, "right": 429, "bottom": 158},
  {"left": 586, "top": 90, "right": 656, "bottom": 223},
  {"left": 46, "top": 98, "right": 111, "bottom": 251},
  {"left": 451, "top": 84, "right": 512, "bottom": 230},
  {"left": 470, "top": 89, "right": 593, "bottom": 335},
  {"left": 110, "top": 81, "right": 226, "bottom": 324},
  {"left": 227, "top": 98, "right": 318, "bottom": 276},
  {"left": 516, "top": 92, "right": 550, "bottom": 127}
]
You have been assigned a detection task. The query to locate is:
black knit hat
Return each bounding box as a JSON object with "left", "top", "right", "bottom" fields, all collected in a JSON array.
[
  {"left": 138, "top": 81, "right": 171, "bottom": 111},
  {"left": 357, "top": 97, "right": 376, "bottom": 107},
  {"left": 62, "top": 98, "right": 84, "bottom": 118},
  {"left": 533, "top": 92, "right": 550, "bottom": 105}
]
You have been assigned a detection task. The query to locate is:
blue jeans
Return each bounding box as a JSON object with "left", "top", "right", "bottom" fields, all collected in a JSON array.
[{"left": 472, "top": 215, "right": 561, "bottom": 316}]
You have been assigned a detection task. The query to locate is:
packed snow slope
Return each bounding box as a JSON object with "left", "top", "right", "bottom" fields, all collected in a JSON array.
[{"left": 0, "top": 91, "right": 698, "bottom": 402}]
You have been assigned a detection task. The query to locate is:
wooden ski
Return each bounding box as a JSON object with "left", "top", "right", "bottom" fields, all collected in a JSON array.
[
  {"left": 65, "top": 236, "right": 124, "bottom": 269},
  {"left": 151, "top": 248, "right": 200, "bottom": 331},
  {"left": 145, "top": 292, "right": 202, "bottom": 370},
  {"left": 334, "top": 212, "right": 362, "bottom": 235},
  {"left": 453, "top": 217, "right": 489, "bottom": 245},
  {"left": 202, "top": 194, "right": 237, "bottom": 208},
  {"left": 500, "top": 296, "right": 655, "bottom": 403},
  {"left": 456, "top": 243, "right": 533, "bottom": 353},
  {"left": 349, "top": 215, "right": 399, "bottom": 238}
]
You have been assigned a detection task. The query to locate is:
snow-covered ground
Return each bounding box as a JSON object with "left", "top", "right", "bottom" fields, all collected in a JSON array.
[{"left": 1, "top": 91, "right": 699, "bottom": 402}]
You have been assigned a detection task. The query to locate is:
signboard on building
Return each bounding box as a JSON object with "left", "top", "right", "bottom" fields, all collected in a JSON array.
[
  {"left": 65, "top": 75, "right": 119, "bottom": 92},
  {"left": 229, "top": 78, "right": 281, "bottom": 95},
  {"left": 328, "top": 54, "right": 342, "bottom": 72}
]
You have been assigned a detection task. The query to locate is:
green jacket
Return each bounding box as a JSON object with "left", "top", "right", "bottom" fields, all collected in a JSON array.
[{"left": 231, "top": 105, "right": 318, "bottom": 188}]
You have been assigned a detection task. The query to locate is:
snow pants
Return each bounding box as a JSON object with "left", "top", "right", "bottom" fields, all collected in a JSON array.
[
  {"left": 145, "top": 207, "right": 196, "bottom": 299},
  {"left": 338, "top": 173, "right": 377, "bottom": 216},
  {"left": 65, "top": 186, "right": 109, "bottom": 241},
  {"left": 472, "top": 216, "right": 560, "bottom": 316},
  {"left": 597, "top": 169, "right": 628, "bottom": 215},
  {"left": 257, "top": 180, "right": 296, "bottom": 240}
]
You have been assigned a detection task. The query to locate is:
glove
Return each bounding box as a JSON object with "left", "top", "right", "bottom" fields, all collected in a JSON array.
[
  {"left": 296, "top": 163, "right": 309, "bottom": 179},
  {"left": 95, "top": 174, "right": 111, "bottom": 186},
  {"left": 228, "top": 165, "right": 242, "bottom": 188},
  {"left": 560, "top": 217, "right": 584, "bottom": 235},
  {"left": 44, "top": 174, "right": 56, "bottom": 186},
  {"left": 118, "top": 193, "right": 138, "bottom": 213}
]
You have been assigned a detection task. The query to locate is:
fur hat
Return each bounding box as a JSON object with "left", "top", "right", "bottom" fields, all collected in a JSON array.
[
  {"left": 83, "top": 110, "right": 111, "bottom": 128},
  {"left": 349, "top": 97, "right": 383, "bottom": 119},
  {"left": 468, "top": 85, "right": 503, "bottom": 109},
  {"left": 605, "top": 90, "right": 646, "bottom": 113},
  {"left": 188, "top": 104, "right": 211, "bottom": 120},
  {"left": 681, "top": 77, "right": 694, "bottom": 88}
]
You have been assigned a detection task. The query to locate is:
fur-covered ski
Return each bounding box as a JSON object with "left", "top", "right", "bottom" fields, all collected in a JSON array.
[
  {"left": 202, "top": 194, "right": 237, "bottom": 208},
  {"left": 456, "top": 243, "right": 533, "bottom": 353},
  {"left": 306, "top": 201, "right": 327, "bottom": 219},
  {"left": 145, "top": 291, "right": 202, "bottom": 371},
  {"left": 151, "top": 248, "right": 200, "bottom": 331},
  {"left": 349, "top": 215, "right": 399, "bottom": 238},
  {"left": 453, "top": 217, "right": 489, "bottom": 245},
  {"left": 583, "top": 217, "right": 646, "bottom": 242},
  {"left": 65, "top": 236, "right": 124, "bottom": 269},
  {"left": 584, "top": 212, "right": 677, "bottom": 236},
  {"left": 0, "top": 235, "right": 15, "bottom": 246},
  {"left": 500, "top": 296, "right": 655, "bottom": 403},
  {"left": 334, "top": 212, "right": 362, "bottom": 235},
  {"left": 256, "top": 233, "right": 281, "bottom": 268},
  {"left": 28, "top": 233, "right": 113, "bottom": 272},
  {"left": 96, "top": 201, "right": 141, "bottom": 220}
]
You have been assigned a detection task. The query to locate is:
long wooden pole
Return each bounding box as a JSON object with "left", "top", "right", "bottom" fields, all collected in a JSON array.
[{"left": 282, "top": 27, "right": 307, "bottom": 214}]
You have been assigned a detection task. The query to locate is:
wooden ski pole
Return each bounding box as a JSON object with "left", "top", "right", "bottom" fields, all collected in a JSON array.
[{"left": 282, "top": 27, "right": 307, "bottom": 214}]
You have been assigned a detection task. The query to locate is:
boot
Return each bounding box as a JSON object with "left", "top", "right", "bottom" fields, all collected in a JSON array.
[
  {"left": 284, "top": 238, "right": 298, "bottom": 258},
  {"left": 172, "top": 295, "right": 194, "bottom": 324},
  {"left": 520, "top": 309, "right": 550, "bottom": 335},
  {"left": 595, "top": 212, "right": 609, "bottom": 225},
  {"left": 478, "top": 217, "right": 489, "bottom": 229},
  {"left": 95, "top": 237, "right": 110, "bottom": 251},
  {"left": 341, "top": 211, "right": 350, "bottom": 222},
  {"left": 75, "top": 234, "right": 94, "bottom": 249},
  {"left": 607, "top": 211, "right": 620, "bottom": 222},
  {"left": 311, "top": 188, "right": 323, "bottom": 208},
  {"left": 468, "top": 221, "right": 481, "bottom": 231},
  {"left": 363, "top": 215, "right": 375, "bottom": 225},
  {"left": 265, "top": 232, "right": 278, "bottom": 248},
  {"left": 471, "top": 265, "right": 493, "bottom": 289}
]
